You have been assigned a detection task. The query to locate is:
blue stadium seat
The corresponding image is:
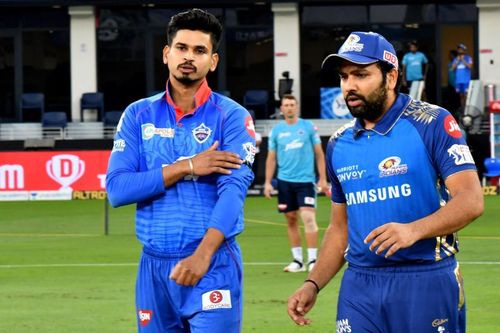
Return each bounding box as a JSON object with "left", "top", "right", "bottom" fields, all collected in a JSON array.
[
  {"left": 243, "top": 90, "right": 269, "bottom": 119},
  {"left": 484, "top": 157, "right": 500, "bottom": 177},
  {"left": 21, "top": 93, "right": 45, "bottom": 122},
  {"left": 42, "top": 111, "right": 68, "bottom": 128},
  {"left": 103, "top": 111, "right": 123, "bottom": 127},
  {"left": 80, "top": 92, "right": 104, "bottom": 121}
]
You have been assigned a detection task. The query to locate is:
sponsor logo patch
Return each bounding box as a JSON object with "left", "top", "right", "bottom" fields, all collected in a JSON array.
[
  {"left": 447, "top": 144, "right": 474, "bottom": 165},
  {"left": 336, "top": 318, "right": 352, "bottom": 333},
  {"left": 202, "top": 290, "right": 232, "bottom": 311},
  {"left": 284, "top": 139, "right": 304, "bottom": 151},
  {"left": 141, "top": 123, "right": 175, "bottom": 140},
  {"left": 192, "top": 123, "right": 212, "bottom": 144},
  {"left": 444, "top": 115, "right": 462, "bottom": 138},
  {"left": 138, "top": 309, "right": 153, "bottom": 327},
  {"left": 304, "top": 196, "right": 315, "bottom": 205},
  {"left": 245, "top": 116, "right": 256, "bottom": 138},
  {"left": 378, "top": 156, "right": 408, "bottom": 177},
  {"left": 383, "top": 50, "right": 398, "bottom": 68},
  {"left": 112, "top": 139, "right": 126, "bottom": 153}
]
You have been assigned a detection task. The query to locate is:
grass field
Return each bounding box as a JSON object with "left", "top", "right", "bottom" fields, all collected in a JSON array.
[{"left": 0, "top": 195, "right": 499, "bottom": 332}]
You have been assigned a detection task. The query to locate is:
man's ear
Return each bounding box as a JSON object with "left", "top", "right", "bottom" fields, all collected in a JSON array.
[
  {"left": 387, "top": 68, "right": 398, "bottom": 90},
  {"left": 209, "top": 53, "right": 219, "bottom": 72},
  {"left": 163, "top": 45, "right": 169, "bottom": 65}
]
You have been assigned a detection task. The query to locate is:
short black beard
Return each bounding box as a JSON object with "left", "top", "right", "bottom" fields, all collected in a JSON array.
[
  {"left": 346, "top": 79, "right": 388, "bottom": 122},
  {"left": 173, "top": 74, "right": 199, "bottom": 86}
]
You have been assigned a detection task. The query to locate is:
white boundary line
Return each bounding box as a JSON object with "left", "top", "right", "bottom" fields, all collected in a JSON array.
[{"left": 1, "top": 261, "right": 499, "bottom": 269}]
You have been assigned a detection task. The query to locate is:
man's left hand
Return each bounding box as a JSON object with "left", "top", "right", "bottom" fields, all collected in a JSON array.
[
  {"left": 170, "top": 254, "right": 211, "bottom": 286},
  {"left": 364, "top": 222, "right": 418, "bottom": 258}
]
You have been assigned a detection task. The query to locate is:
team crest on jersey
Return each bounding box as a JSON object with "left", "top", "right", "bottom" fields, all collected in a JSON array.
[
  {"left": 202, "top": 290, "right": 232, "bottom": 310},
  {"left": 378, "top": 156, "right": 408, "bottom": 177},
  {"left": 192, "top": 123, "right": 212, "bottom": 143},
  {"left": 138, "top": 309, "right": 153, "bottom": 327}
]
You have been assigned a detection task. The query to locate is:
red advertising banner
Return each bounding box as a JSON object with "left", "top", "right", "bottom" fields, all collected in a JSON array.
[{"left": 0, "top": 150, "right": 111, "bottom": 201}]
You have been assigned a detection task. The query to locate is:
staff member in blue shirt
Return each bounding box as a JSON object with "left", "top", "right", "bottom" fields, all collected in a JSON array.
[
  {"left": 402, "top": 40, "right": 428, "bottom": 97},
  {"left": 264, "top": 94, "right": 327, "bottom": 273},
  {"left": 288, "top": 31, "right": 483, "bottom": 333},
  {"left": 106, "top": 8, "right": 255, "bottom": 333}
]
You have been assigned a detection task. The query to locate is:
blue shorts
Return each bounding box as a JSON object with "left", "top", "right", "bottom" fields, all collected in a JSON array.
[
  {"left": 336, "top": 257, "right": 465, "bottom": 333},
  {"left": 136, "top": 240, "right": 243, "bottom": 333},
  {"left": 456, "top": 83, "right": 469, "bottom": 94},
  {"left": 277, "top": 179, "right": 316, "bottom": 213}
]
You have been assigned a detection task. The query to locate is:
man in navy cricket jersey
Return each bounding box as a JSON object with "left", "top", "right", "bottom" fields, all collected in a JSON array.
[
  {"left": 287, "top": 31, "right": 483, "bottom": 332},
  {"left": 106, "top": 9, "right": 255, "bottom": 333}
]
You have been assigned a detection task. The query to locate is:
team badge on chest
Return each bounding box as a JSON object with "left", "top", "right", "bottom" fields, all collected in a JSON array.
[{"left": 192, "top": 123, "right": 212, "bottom": 143}]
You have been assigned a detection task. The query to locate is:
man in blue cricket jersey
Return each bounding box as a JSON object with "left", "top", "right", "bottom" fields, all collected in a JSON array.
[
  {"left": 264, "top": 94, "right": 327, "bottom": 273},
  {"left": 106, "top": 9, "right": 256, "bottom": 333},
  {"left": 452, "top": 43, "right": 474, "bottom": 108},
  {"left": 401, "top": 40, "right": 428, "bottom": 96},
  {"left": 288, "top": 31, "right": 483, "bottom": 332}
]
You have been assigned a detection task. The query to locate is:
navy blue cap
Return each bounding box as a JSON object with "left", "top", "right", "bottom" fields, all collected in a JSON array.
[
  {"left": 457, "top": 43, "right": 467, "bottom": 50},
  {"left": 322, "top": 31, "right": 398, "bottom": 70}
]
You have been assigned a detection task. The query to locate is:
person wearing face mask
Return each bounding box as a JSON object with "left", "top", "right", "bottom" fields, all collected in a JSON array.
[{"left": 287, "top": 31, "right": 483, "bottom": 333}]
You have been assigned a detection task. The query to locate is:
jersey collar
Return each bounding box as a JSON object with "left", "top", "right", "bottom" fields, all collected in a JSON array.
[
  {"left": 165, "top": 79, "right": 212, "bottom": 121},
  {"left": 353, "top": 93, "right": 411, "bottom": 137}
]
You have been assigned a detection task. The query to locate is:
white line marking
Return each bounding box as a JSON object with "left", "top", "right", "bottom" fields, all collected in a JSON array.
[{"left": 0, "top": 261, "right": 499, "bottom": 269}]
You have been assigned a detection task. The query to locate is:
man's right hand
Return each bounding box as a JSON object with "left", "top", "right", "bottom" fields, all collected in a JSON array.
[
  {"left": 287, "top": 283, "right": 318, "bottom": 326},
  {"left": 263, "top": 182, "right": 274, "bottom": 199},
  {"left": 190, "top": 141, "right": 243, "bottom": 176}
]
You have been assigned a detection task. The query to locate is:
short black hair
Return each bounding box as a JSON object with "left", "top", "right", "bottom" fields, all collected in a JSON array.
[
  {"left": 377, "top": 61, "right": 401, "bottom": 93},
  {"left": 167, "top": 8, "right": 222, "bottom": 52}
]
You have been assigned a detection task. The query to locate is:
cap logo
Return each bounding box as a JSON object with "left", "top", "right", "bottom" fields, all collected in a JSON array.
[
  {"left": 340, "top": 34, "right": 364, "bottom": 53},
  {"left": 383, "top": 50, "right": 398, "bottom": 68}
]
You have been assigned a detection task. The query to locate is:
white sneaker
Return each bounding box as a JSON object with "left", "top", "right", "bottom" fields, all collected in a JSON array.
[
  {"left": 283, "top": 260, "right": 306, "bottom": 272},
  {"left": 308, "top": 260, "right": 316, "bottom": 272}
]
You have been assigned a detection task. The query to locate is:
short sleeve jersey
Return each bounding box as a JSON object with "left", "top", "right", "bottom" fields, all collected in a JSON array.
[
  {"left": 326, "top": 94, "right": 477, "bottom": 267},
  {"left": 402, "top": 51, "right": 428, "bottom": 81},
  {"left": 268, "top": 118, "right": 321, "bottom": 183},
  {"left": 106, "top": 80, "right": 256, "bottom": 253},
  {"left": 453, "top": 55, "right": 473, "bottom": 84}
]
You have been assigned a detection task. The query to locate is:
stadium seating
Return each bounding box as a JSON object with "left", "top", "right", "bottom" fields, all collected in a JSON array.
[
  {"left": 80, "top": 92, "right": 104, "bottom": 121},
  {"left": 103, "top": 111, "right": 123, "bottom": 127},
  {"left": 243, "top": 90, "right": 269, "bottom": 119},
  {"left": 42, "top": 111, "right": 68, "bottom": 128},
  {"left": 21, "top": 93, "right": 45, "bottom": 122}
]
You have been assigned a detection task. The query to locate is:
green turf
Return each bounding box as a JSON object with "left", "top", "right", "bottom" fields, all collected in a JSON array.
[{"left": 0, "top": 196, "right": 499, "bottom": 332}]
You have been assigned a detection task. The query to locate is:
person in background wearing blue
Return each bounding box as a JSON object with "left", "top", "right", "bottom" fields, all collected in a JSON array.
[
  {"left": 401, "top": 41, "right": 428, "bottom": 98},
  {"left": 106, "top": 8, "right": 256, "bottom": 333},
  {"left": 452, "top": 43, "right": 474, "bottom": 108},
  {"left": 288, "top": 31, "right": 483, "bottom": 332},
  {"left": 264, "top": 94, "right": 327, "bottom": 273}
]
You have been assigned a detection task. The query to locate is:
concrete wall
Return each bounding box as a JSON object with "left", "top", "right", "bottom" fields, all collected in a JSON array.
[
  {"left": 69, "top": 6, "right": 97, "bottom": 121},
  {"left": 477, "top": 0, "right": 500, "bottom": 98},
  {"left": 272, "top": 3, "right": 301, "bottom": 108}
]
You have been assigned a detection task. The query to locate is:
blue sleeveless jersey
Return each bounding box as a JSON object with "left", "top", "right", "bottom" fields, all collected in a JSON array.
[
  {"left": 326, "top": 94, "right": 477, "bottom": 267},
  {"left": 106, "top": 80, "right": 255, "bottom": 253},
  {"left": 268, "top": 118, "right": 322, "bottom": 183}
]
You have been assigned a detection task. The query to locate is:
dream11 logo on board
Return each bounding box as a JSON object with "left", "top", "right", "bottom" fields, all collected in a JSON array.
[{"left": 46, "top": 154, "right": 85, "bottom": 191}]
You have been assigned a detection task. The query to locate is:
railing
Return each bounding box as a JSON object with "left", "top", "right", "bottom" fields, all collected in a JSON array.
[
  {"left": 0, "top": 122, "right": 117, "bottom": 141},
  {"left": 0, "top": 118, "right": 352, "bottom": 141}
]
